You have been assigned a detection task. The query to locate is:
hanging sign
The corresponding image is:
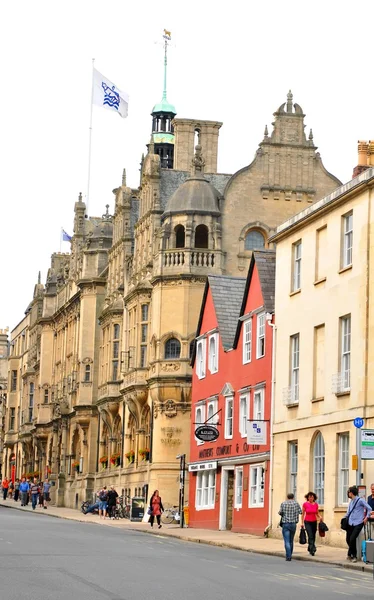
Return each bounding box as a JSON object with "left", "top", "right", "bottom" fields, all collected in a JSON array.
[
  {"left": 247, "top": 421, "right": 267, "bottom": 445},
  {"left": 195, "top": 425, "right": 219, "bottom": 442},
  {"left": 361, "top": 429, "right": 374, "bottom": 460}
]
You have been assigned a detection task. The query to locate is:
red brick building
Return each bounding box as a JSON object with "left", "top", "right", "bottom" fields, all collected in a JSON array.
[{"left": 188, "top": 251, "right": 275, "bottom": 534}]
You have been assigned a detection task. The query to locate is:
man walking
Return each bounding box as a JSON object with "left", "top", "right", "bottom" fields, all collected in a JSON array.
[
  {"left": 279, "top": 493, "right": 302, "bottom": 561},
  {"left": 42, "top": 478, "right": 51, "bottom": 509},
  {"left": 345, "top": 485, "right": 372, "bottom": 562},
  {"left": 19, "top": 477, "right": 29, "bottom": 506},
  {"left": 29, "top": 477, "right": 40, "bottom": 510},
  {"left": 2, "top": 477, "right": 10, "bottom": 500}
]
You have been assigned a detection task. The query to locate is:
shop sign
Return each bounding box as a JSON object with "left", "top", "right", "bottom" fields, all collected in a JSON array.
[
  {"left": 247, "top": 421, "right": 267, "bottom": 445},
  {"left": 188, "top": 461, "right": 217, "bottom": 472},
  {"left": 361, "top": 429, "right": 374, "bottom": 460},
  {"left": 195, "top": 425, "right": 219, "bottom": 442}
]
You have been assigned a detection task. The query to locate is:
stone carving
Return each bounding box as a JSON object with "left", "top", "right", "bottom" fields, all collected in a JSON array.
[{"left": 160, "top": 362, "right": 180, "bottom": 372}]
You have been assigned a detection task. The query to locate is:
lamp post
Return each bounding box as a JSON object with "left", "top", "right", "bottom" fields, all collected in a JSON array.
[{"left": 176, "top": 453, "right": 186, "bottom": 528}]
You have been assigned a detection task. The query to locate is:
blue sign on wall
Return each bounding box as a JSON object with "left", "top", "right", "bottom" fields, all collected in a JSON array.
[{"left": 353, "top": 417, "right": 364, "bottom": 429}]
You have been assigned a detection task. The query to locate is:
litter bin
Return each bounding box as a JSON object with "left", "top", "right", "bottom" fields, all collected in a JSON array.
[
  {"left": 183, "top": 505, "right": 189, "bottom": 527},
  {"left": 130, "top": 497, "right": 145, "bottom": 522}
]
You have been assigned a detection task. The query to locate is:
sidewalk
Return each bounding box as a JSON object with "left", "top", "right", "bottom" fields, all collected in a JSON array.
[{"left": 0, "top": 498, "right": 372, "bottom": 574}]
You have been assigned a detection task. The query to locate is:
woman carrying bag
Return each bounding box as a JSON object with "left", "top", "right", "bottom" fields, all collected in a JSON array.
[
  {"left": 301, "top": 491, "right": 322, "bottom": 556},
  {"left": 148, "top": 489, "right": 164, "bottom": 529}
]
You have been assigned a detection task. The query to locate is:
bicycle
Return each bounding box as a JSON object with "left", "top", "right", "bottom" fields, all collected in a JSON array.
[
  {"left": 116, "top": 495, "right": 131, "bottom": 519},
  {"left": 161, "top": 505, "right": 180, "bottom": 525}
]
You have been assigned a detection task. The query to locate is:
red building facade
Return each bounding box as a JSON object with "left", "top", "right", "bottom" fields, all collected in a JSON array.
[{"left": 188, "top": 251, "right": 275, "bottom": 535}]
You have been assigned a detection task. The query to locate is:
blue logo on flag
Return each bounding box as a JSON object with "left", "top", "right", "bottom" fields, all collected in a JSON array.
[{"left": 102, "top": 82, "right": 120, "bottom": 111}]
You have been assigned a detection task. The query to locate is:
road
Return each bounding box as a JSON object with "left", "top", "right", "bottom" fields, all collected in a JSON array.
[{"left": 0, "top": 507, "right": 372, "bottom": 600}]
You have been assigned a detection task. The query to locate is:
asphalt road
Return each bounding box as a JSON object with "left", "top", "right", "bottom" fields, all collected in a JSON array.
[{"left": 0, "top": 507, "right": 373, "bottom": 600}]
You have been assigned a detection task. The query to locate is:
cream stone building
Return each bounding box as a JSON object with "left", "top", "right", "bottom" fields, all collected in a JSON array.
[
  {"left": 0, "top": 329, "right": 9, "bottom": 476},
  {"left": 3, "top": 66, "right": 341, "bottom": 506},
  {"left": 270, "top": 165, "right": 374, "bottom": 546}
]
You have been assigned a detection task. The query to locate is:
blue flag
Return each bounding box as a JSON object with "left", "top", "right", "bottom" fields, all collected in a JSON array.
[{"left": 62, "top": 230, "right": 72, "bottom": 242}]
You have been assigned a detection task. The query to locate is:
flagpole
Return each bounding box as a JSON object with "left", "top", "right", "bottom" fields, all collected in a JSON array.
[
  {"left": 86, "top": 58, "right": 95, "bottom": 215},
  {"left": 60, "top": 228, "right": 62, "bottom": 253}
]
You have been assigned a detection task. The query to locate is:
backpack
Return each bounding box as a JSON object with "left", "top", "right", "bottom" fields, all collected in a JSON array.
[{"left": 99, "top": 490, "right": 108, "bottom": 501}]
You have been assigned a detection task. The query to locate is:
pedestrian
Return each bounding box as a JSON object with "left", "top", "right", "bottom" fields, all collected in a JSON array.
[
  {"left": 29, "top": 477, "right": 40, "bottom": 510},
  {"left": 278, "top": 492, "right": 302, "bottom": 561},
  {"left": 301, "top": 491, "right": 322, "bottom": 556},
  {"left": 14, "top": 478, "right": 20, "bottom": 502},
  {"left": 107, "top": 485, "right": 118, "bottom": 519},
  {"left": 2, "top": 477, "right": 10, "bottom": 500},
  {"left": 148, "top": 489, "right": 164, "bottom": 529},
  {"left": 344, "top": 485, "right": 373, "bottom": 563},
  {"left": 25, "top": 478, "right": 31, "bottom": 505},
  {"left": 8, "top": 480, "right": 14, "bottom": 499},
  {"left": 38, "top": 482, "right": 44, "bottom": 508},
  {"left": 98, "top": 486, "right": 108, "bottom": 519},
  {"left": 367, "top": 483, "right": 374, "bottom": 522},
  {"left": 43, "top": 478, "right": 51, "bottom": 509},
  {"left": 19, "top": 477, "right": 29, "bottom": 506}
]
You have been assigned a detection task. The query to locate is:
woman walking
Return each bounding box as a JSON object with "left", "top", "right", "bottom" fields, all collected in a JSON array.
[
  {"left": 301, "top": 491, "right": 322, "bottom": 556},
  {"left": 149, "top": 490, "right": 164, "bottom": 529}
]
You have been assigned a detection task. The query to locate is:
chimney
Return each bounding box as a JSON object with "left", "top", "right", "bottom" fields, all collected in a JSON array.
[{"left": 353, "top": 140, "right": 370, "bottom": 178}]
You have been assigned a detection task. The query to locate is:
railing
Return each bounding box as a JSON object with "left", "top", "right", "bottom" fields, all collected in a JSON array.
[
  {"left": 332, "top": 372, "right": 350, "bottom": 394},
  {"left": 282, "top": 386, "right": 299, "bottom": 407},
  {"left": 161, "top": 249, "right": 221, "bottom": 271}
]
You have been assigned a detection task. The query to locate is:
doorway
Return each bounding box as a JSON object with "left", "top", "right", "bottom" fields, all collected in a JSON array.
[{"left": 219, "top": 467, "right": 234, "bottom": 530}]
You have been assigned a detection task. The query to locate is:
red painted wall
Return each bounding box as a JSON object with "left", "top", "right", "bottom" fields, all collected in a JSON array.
[{"left": 188, "top": 264, "right": 273, "bottom": 535}]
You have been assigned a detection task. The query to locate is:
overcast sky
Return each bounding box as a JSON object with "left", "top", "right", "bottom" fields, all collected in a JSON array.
[{"left": 1, "top": 0, "right": 373, "bottom": 333}]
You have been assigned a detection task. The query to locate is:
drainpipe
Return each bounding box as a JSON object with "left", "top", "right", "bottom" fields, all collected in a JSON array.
[{"left": 265, "top": 317, "right": 276, "bottom": 536}]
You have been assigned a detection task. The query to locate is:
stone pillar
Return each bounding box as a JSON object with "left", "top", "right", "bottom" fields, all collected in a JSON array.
[{"left": 61, "top": 419, "right": 68, "bottom": 473}]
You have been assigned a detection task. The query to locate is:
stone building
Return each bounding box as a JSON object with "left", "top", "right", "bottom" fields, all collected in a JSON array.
[
  {"left": 2, "top": 60, "right": 342, "bottom": 506},
  {"left": 0, "top": 329, "right": 9, "bottom": 477},
  {"left": 270, "top": 167, "right": 374, "bottom": 546}
]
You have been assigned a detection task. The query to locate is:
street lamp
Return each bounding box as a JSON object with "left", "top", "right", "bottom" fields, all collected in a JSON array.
[{"left": 176, "top": 453, "right": 186, "bottom": 528}]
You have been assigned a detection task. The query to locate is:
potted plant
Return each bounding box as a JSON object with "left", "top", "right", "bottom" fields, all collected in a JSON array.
[
  {"left": 110, "top": 452, "right": 121, "bottom": 467},
  {"left": 125, "top": 450, "right": 135, "bottom": 464},
  {"left": 72, "top": 460, "right": 80, "bottom": 473},
  {"left": 139, "top": 448, "right": 150, "bottom": 461},
  {"left": 99, "top": 455, "right": 108, "bottom": 469}
]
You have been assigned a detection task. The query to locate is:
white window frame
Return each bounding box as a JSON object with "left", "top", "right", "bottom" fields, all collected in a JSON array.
[
  {"left": 196, "top": 338, "right": 206, "bottom": 379},
  {"left": 313, "top": 432, "right": 325, "bottom": 505},
  {"left": 292, "top": 240, "right": 302, "bottom": 291},
  {"left": 338, "top": 433, "right": 349, "bottom": 506},
  {"left": 208, "top": 333, "right": 219, "bottom": 374},
  {"left": 256, "top": 312, "right": 265, "bottom": 358},
  {"left": 239, "top": 393, "right": 249, "bottom": 437},
  {"left": 253, "top": 388, "right": 264, "bottom": 421},
  {"left": 340, "top": 315, "right": 351, "bottom": 391},
  {"left": 342, "top": 212, "right": 353, "bottom": 268},
  {"left": 290, "top": 334, "right": 300, "bottom": 403},
  {"left": 235, "top": 467, "right": 243, "bottom": 508},
  {"left": 207, "top": 397, "right": 218, "bottom": 425},
  {"left": 288, "top": 441, "right": 298, "bottom": 499},
  {"left": 224, "top": 395, "right": 234, "bottom": 439},
  {"left": 249, "top": 464, "right": 265, "bottom": 507},
  {"left": 195, "top": 403, "right": 206, "bottom": 445},
  {"left": 195, "top": 470, "right": 216, "bottom": 510},
  {"left": 242, "top": 318, "right": 252, "bottom": 364}
]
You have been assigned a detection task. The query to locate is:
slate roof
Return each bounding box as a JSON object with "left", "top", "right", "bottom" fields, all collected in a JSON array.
[
  {"left": 208, "top": 275, "right": 246, "bottom": 350},
  {"left": 253, "top": 250, "right": 276, "bottom": 314}
]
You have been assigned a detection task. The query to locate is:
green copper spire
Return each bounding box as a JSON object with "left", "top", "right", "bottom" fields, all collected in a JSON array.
[{"left": 152, "top": 30, "right": 176, "bottom": 115}]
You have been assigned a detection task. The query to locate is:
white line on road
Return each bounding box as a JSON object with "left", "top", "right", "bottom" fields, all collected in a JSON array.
[
  {"left": 299, "top": 582, "right": 319, "bottom": 588},
  {"left": 224, "top": 564, "right": 238, "bottom": 569},
  {"left": 334, "top": 592, "right": 352, "bottom": 596}
]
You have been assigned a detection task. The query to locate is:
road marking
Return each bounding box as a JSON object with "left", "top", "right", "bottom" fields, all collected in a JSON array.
[
  {"left": 299, "top": 582, "right": 319, "bottom": 588},
  {"left": 334, "top": 592, "right": 352, "bottom": 596},
  {"left": 224, "top": 564, "right": 238, "bottom": 569}
]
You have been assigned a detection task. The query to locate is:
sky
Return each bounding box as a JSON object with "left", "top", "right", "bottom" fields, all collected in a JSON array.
[{"left": 1, "top": 0, "right": 373, "bottom": 333}]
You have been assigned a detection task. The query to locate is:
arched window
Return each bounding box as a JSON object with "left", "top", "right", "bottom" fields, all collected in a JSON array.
[
  {"left": 245, "top": 230, "right": 265, "bottom": 250},
  {"left": 84, "top": 364, "right": 91, "bottom": 382},
  {"left": 195, "top": 224, "right": 209, "bottom": 248},
  {"left": 313, "top": 432, "right": 325, "bottom": 504},
  {"left": 165, "top": 337, "right": 181, "bottom": 359},
  {"left": 175, "top": 225, "right": 185, "bottom": 248}
]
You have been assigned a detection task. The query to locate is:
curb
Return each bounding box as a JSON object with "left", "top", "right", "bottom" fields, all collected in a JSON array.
[{"left": 1, "top": 502, "right": 372, "bottom": 574}]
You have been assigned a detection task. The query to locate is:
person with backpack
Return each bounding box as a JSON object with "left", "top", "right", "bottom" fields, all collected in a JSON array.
[
  {"left": 344, "top": 485, "right": 372, "bottom": 562},
  {"left": 42, "top": 479, "right": 51, "bottom": 509},
  {"left": 98, "top": 486, "right": 108, "bottom": 519}
]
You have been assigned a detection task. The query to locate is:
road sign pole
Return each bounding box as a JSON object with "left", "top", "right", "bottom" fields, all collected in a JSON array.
[{"left": 356, "top": 427, "right": 362, "bottom": 487}]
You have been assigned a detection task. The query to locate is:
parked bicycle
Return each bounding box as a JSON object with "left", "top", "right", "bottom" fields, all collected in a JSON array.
[
  {"left": 161, "top": 505, "right": 180, "bottom": 525},
  {"left": 113, "top": 495, "right": 130, "bottom": 519}
]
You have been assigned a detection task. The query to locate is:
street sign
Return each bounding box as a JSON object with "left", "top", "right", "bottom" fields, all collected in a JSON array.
[
  {"left": 361, "top": 429, "right": 374, "bottom": 460},
  {"left": 195, "top": 425, "right": 219, "bottom": 442},
  {"left": 353, "top": 417, "right": 364, "bottom": 428},
  {"left": 247, "top": 421, "right": 267, "bottom": 445}
]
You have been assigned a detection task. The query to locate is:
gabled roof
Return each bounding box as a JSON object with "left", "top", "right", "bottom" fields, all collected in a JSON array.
[
  {"left": 192, "top": 275, "right": 246, "bottom": 364},
  {"left": 233, "top": 250, "right": 276, "bottom": 348}
]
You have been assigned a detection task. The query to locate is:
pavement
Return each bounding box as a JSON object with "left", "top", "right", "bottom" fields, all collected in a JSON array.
[{"left": 0, "top": 497, "right": 373, "bottom": 575}]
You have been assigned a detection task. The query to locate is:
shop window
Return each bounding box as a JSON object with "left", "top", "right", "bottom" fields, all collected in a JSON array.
[{"left": 195, "top": 470, "right": 216, "bottom": 510}]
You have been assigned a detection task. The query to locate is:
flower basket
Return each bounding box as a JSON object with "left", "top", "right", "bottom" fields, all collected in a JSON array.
[
  {"left": 72, "top": 461, "right": 80, "bottom": 473},
  {"left": 125, "top": 450, "right": 135, "bottom": 463},
  {"left": 139, "top": 448, "right": 150, "bottom": 461},
  {"left": 99, "top": 455, "right": 108, "bottom": 468},
  {"left": 110, "top": 453, "right": 121, "bottom": 467}
]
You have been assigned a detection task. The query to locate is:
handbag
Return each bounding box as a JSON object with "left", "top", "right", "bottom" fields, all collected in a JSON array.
[
  {"left": 341, "top": 498, "right": 359, "bottom": 531},
  {"left": 299, "top": 527, "right": 307, "bottom": 545},
  {"left": 147, "top": 506, "right": 152, "bottom": 516},
  {"left": 279, "top": 517, "right": 283, "bottom": 527}
]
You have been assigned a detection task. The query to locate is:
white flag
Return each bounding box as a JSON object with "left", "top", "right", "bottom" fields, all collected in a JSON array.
[{"left": 92, "top": 68, "right": 128, "bottom": 118}]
